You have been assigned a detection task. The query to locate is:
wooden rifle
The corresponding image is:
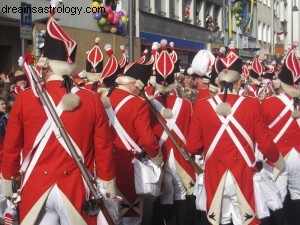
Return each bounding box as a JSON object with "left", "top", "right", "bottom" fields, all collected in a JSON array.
[
  {"left": 27, "top": 65, "right": 115, "bottom": 225},
  {"left": 140, "top": 90, "right": 203, "bottom": 175}
]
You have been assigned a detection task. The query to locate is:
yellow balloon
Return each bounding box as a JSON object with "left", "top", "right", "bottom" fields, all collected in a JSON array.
[
  {"left": 92, "top": 1, "right": 100, "bottom": 8},
  {"left": 103, "top": 25, "right": 111, "bottom": 31},
  {"left": 239, "top": 17, "right": 242, "bottom": 20},
  {"left": 236, "top": 21, "right": 240, "bottom": 25},
  {"left": 121, "top": 16, "right": 128, "bottom": 24}
]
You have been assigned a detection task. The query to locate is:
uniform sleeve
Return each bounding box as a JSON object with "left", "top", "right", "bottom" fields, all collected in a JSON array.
[
  {"left": 254, "top": 99, "right": 284, "bottom": 170},
  {"left": 94, "top": 96, "right": 116, "bottom": 195},
  {"left": 186, "top": 100, "right": 204, "bottom": 154},
  {"left": 134, "top": 101, "right": 160, "bottom": 158},
  {"left": 2, "top": 92, "right": 24, "bottom": 179}
]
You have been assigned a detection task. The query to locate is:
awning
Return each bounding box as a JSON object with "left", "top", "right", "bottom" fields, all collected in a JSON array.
[{"left": 140, "top": 31, "right": 205, "bottom": 52}]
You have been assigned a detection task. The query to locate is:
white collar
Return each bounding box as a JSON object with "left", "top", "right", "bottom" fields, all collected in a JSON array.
[{"left": 45, "top": 75, "right": 64, "bottom": 83}]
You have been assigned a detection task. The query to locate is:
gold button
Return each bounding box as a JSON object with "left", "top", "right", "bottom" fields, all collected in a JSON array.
[
  {"left": 284, "top": 141, "right": 288, "bottom": 143},
  {"left": 219, "top": 158, "right": 222, "bottom": 161},
  {"left": 234, "top": 157, "right": 237, "bottom": 161},
  {"left": 64, "top": 171, "right": 69, "bottom": 175},
  {"left": 44, "top": 171, "right": 48, "bottom": 174}
]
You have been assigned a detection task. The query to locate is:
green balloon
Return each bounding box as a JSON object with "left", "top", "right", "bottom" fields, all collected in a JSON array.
[
  {"left": 235, "top": 13, "right": 239, "bottom": 18},
  {"left": 99, "top": 17, "right": 107, "bottom": 25}
]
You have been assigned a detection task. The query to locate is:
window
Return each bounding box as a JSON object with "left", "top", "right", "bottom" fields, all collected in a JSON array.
[
  {"left": 141, "top": 0, "right": 152, "bottom": 12},
  {"left": 155, "top": 0, "right": 167, "bottom": 16},
  {"left": 196, "top": 0, "right": 205, "bottom": 27},
  {"left": 258, "top": 21, "right": 262, "bottom": 41},
  {"left": 170, "top": 0, "right": 180, "bottom": 20},
  {"left": 263, "top": 23, "right": 267, "bottom": 42},
  {"left": 267, "top": 25, "right": 271, "bottom": 43},
  {"left": 274, "top": 32, "right": 277, "bottom": 44},
  {"left": 184, "top": 0, "right": 192, "bottom": 23}
]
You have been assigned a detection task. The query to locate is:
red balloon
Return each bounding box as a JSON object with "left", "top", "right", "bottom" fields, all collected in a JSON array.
[{"left": 107, "top": 12, "right": 114, "bottom": 22}]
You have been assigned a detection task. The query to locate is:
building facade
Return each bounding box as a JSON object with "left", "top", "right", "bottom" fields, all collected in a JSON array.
[
  {"left": 0, "top": 0, "right": 140, "bottom": 72},
  {"left": 137, "top": 0, "right": 224, "bottom": 67}
]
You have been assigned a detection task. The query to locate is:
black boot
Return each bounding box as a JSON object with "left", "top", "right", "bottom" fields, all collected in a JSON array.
[
  {"left": 150, "top": 198, "right": 164, "bottom": 225},
  {"left": 162, "top": 204, "right": 177, "bottom": 225},
  {"left": 185, "top": 195, "right": 197, "bottom": 225},
  {"left": 259, "top": 217, "right": 270, "bottom": 225},
  {"left": 199, "top": 210, "right": 210, "bottom": 225},
  {"left": 174, "top": 200, "right": 188, "bottom": 225},
  {"left": 269, "top": 207, "right": 286, "bottom": 225},
  {"left": 290, "top": 199, "right": 300, "bottom": 225}
]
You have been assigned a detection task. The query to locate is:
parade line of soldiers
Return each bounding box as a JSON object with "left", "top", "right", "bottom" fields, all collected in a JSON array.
[{"left": 0, "top": 4, "right": 300, "bottom": 225}]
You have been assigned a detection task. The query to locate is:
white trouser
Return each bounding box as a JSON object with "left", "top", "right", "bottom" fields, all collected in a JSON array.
[
  {"left": 220, "top": 172, "right": 242, "bottom": 225},
  {"left": 160, "top": 151, "right": 186, "bottom": 205},
  {"left": 35, "top": 185, "right": 72, "bottom": 225},
  {"left": 117, "top": 216, "right": 142, "bottom": 225},
  {"left": 264, "top": 149, "right": 300, "bottom": 201},
  {"left": 0, "top": 181, "right": 8, "bottom": 218}
]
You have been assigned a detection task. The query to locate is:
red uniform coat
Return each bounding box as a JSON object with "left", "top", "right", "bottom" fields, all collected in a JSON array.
[
  {"left": 108, "top": 87, "right": 160, "bottom": 217},
  {"left": 261, "top": 93, "right": 300, "bottom": 156},
  {"left": 1, "top": 79, "right": 115, "bottom": 225},
  {"left": 194, "top": 88, "right": 210, "bottom": 103},
  {"left": 186, "top": 94, "right": 281, "bottom": 225},
  {"left": 151, "top": 95, "right": 195, "bottom": 194}
]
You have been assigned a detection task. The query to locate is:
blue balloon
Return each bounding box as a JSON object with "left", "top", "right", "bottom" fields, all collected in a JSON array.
[
  {"left": 119, "top": 11, "right": 124, "bottom": 16},
  {"left": 94, "top": 13, "right": 102, "bottom": 20},
  {"left": 117, "top": 20, "right": 124, "bottom": 28},
  {"left": 117, "top": 27, "right": 124, "bottom": 33}
]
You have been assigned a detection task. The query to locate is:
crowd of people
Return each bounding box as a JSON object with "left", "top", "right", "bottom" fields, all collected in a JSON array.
[{"left": 0, "top": 4, "right": 300, "bottom": 225}]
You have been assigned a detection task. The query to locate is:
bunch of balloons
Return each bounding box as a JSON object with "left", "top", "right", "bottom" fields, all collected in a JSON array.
[
  {"left": 91, "top": 1, "right": 129, "bottom": 34},
  {"left": 233, "top": 1, "right": 246, "bottom": 26}
]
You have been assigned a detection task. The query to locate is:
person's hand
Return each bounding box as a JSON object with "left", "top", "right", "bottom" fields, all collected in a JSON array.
[{"left": 0, "top": 73, "right": 11, "bottom": 84}]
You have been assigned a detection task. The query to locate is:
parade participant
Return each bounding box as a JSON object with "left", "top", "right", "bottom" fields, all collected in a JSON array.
[
  {"left": 103, "top": 59, "right": 162, "bottom": 225},
  {"left": 98, "top": 43, "right": 120, "bottom": 96},
  {"left": 150, "top": 39, "right": 197, "bottom": 225},
  {"left": 239, "top": 60, "right": 256, "bottom": 97},
  {"left": 258, "top": 62, "right": 277, "bottom": 100},
  {"left": 145, "top": 42, "right": 160, "bottom": 98},
  {"left": 118, "top": 45, "right": 128, "bottom": 75},
  {"left": 176, "top": 67, "right": 198, "bottom": 104},
  {"left": 208, "top": 47, "right": 226, "bottom": 97},
  {"left": 249, "top": 53, "right": 264, "bottom": 98},
  {"left": 186, "top": 46, "right": 285, "bottom": 225},
  {"left": 190, "top": 49, "right": 216, "bottom": 101},
  {"left": 84, "top": 37, "right": 104, "bottom": 93},
  {"left": 261, "top": 44, "right": 300, "bottom": 225},
  {"left": 0, "top": 97, "right": 9, "bottom": 224},
  {"left": 1, "top": 13, "right": 116, "bottom": 225}
]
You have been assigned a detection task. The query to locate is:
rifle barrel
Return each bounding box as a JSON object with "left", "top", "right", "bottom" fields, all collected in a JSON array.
[{"left": 141, "top": 91, "right": 203, "bottom": 175}]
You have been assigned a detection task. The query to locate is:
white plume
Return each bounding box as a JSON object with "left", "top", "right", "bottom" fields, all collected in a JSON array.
[{"left": 191, "top": 50, "right": 216, "bottom": 76}]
